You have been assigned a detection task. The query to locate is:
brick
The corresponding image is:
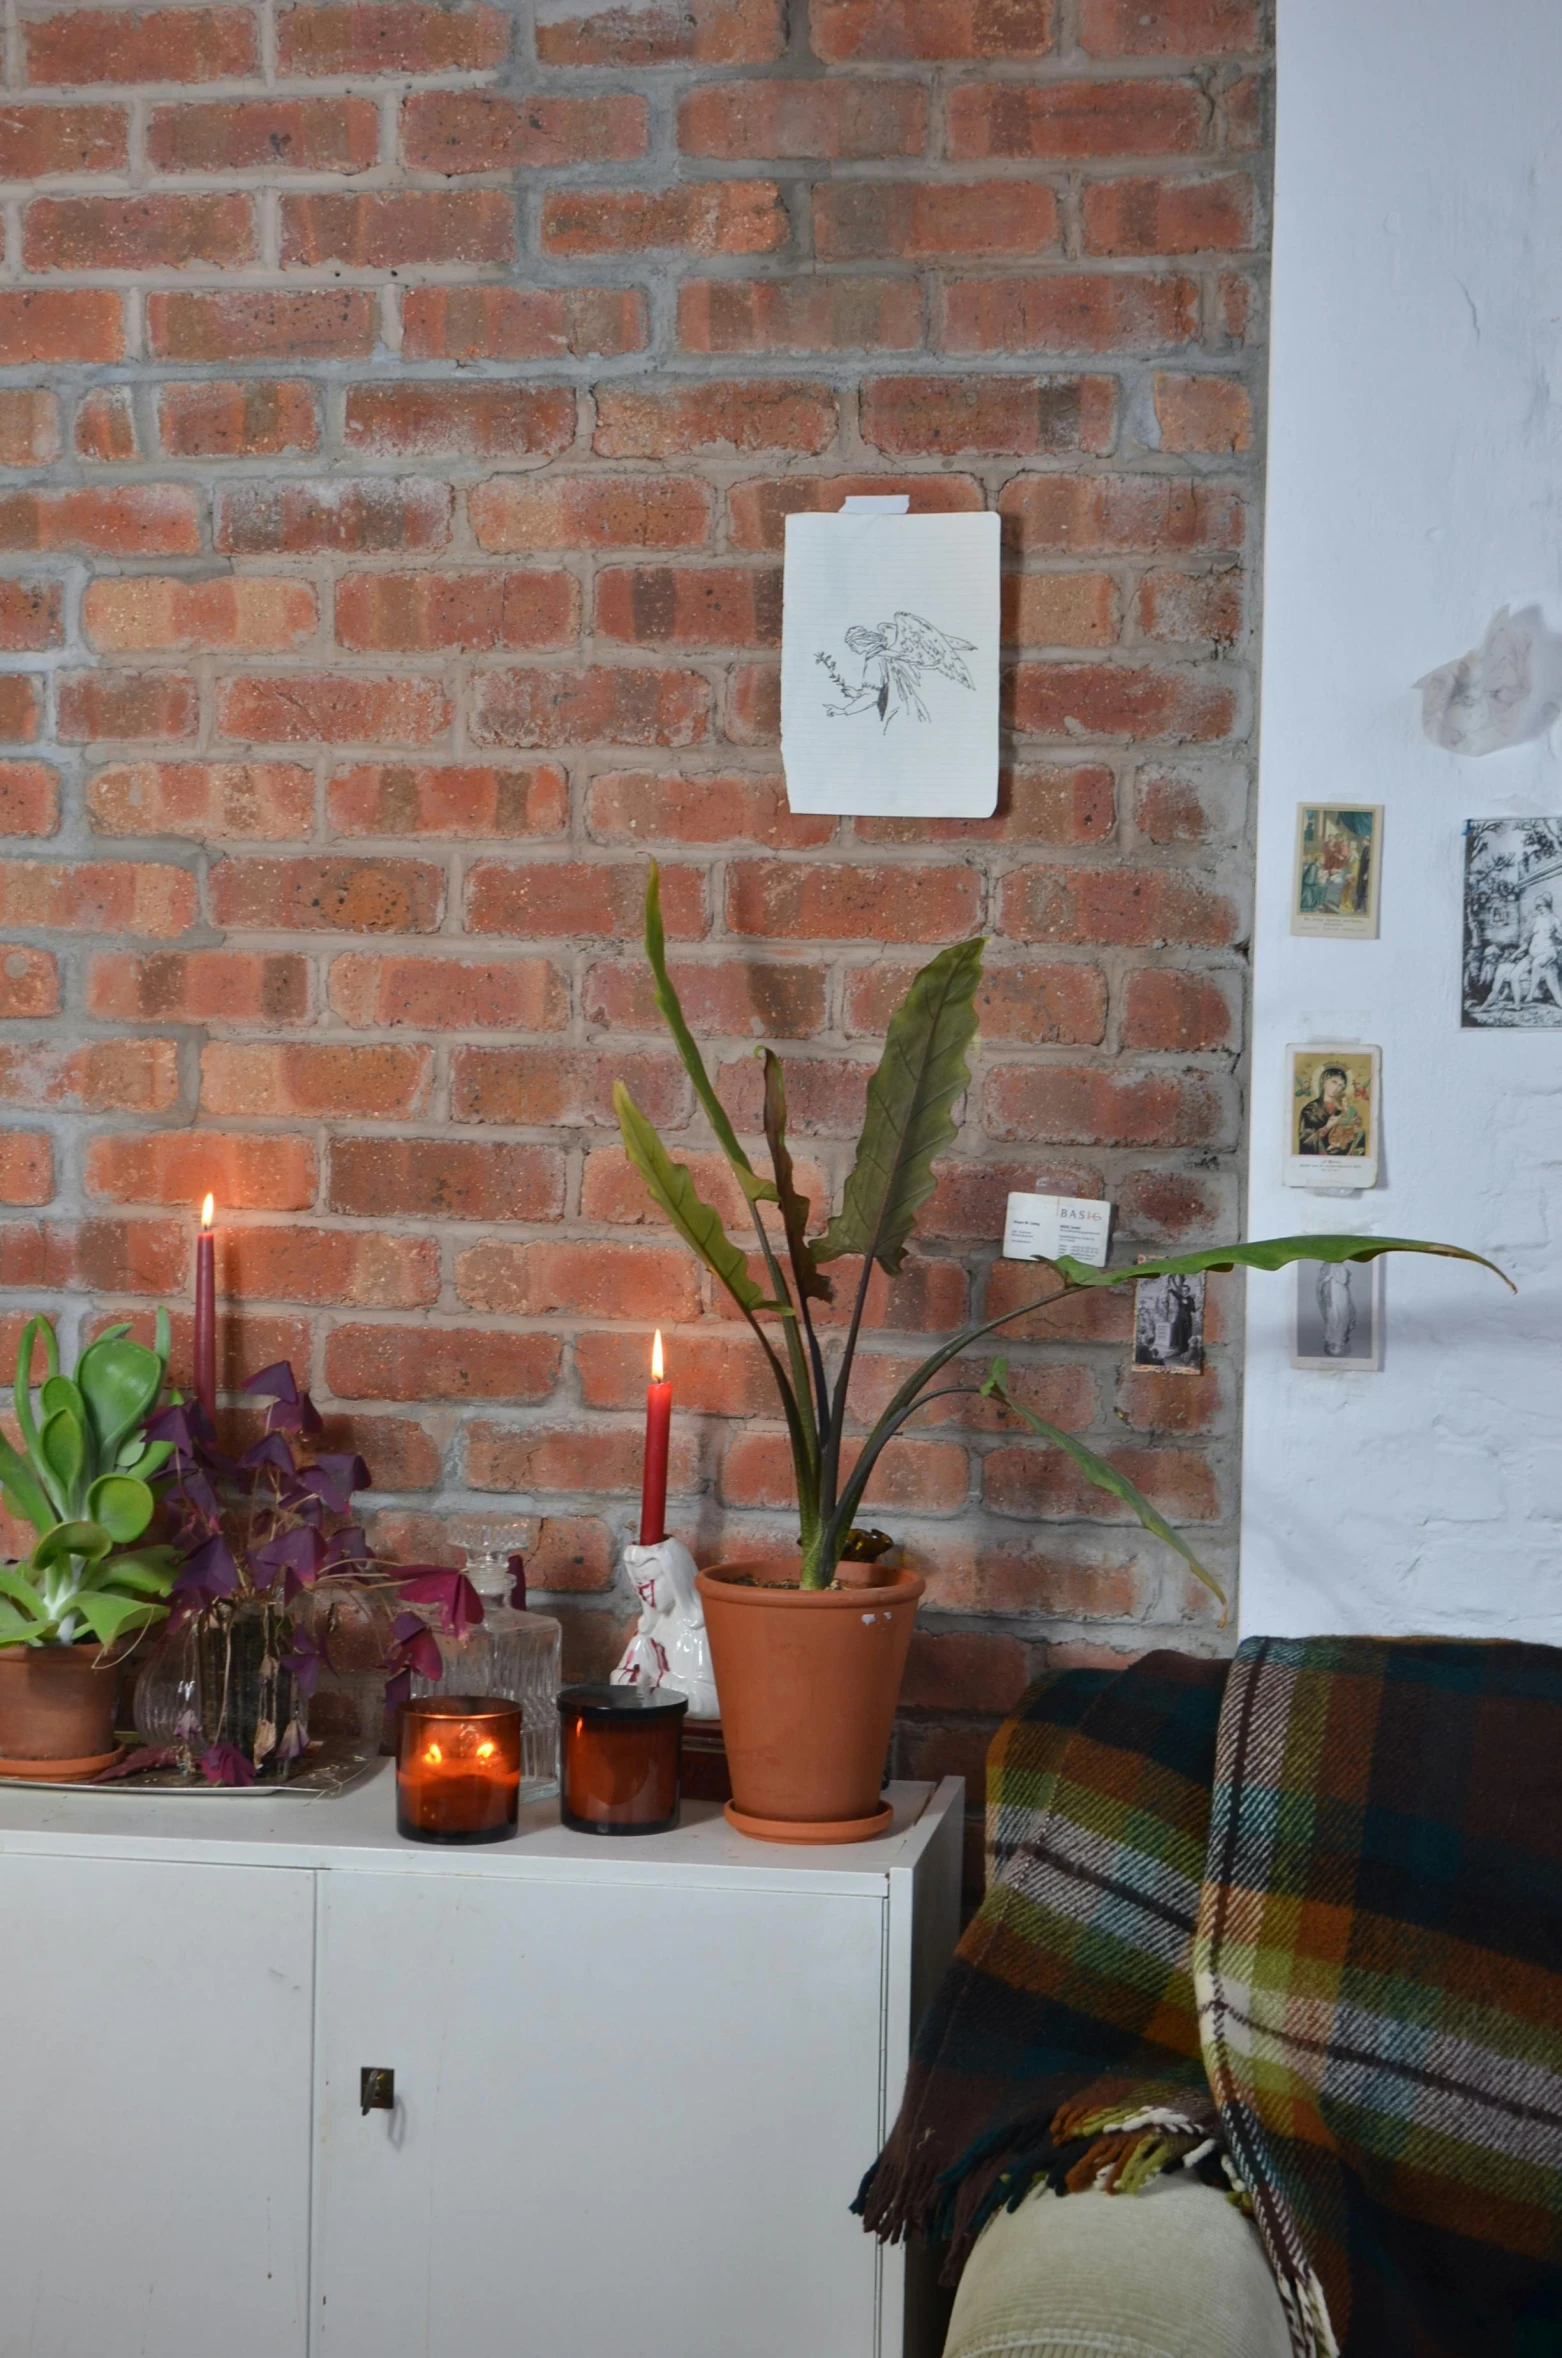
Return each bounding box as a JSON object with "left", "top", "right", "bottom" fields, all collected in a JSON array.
[
  {"left": 57, "top": 670, "right": 196, "bottom": 744},
  {"left": 469, "top": 666, "right": 709, "bottom": 751},
  {"left": 1115, "top": 1365, "right": 1222, "bottom": 1436},
  {"left": 84, "top": 577, "right": 317, "bottom": 655},
  {"left": 862, "top": 374, "right": 1115, "bottom": 456},
  {"left": 722, "top": 1430, "right": 968, "bottom": 1514},
  {"left": 336, "top": 569, "right": 579, "bottom": 654},
  {"left": 941, "top": 271, "right": 1199, "bottom": 353},
  {"left": 583, "top": 953, "right": 825, "bottom": 1039},
  {"left": 88, "top": 760, "right": 313, "bottom": 840},
  {"left": 74, "top": 386, "right": 136, "bottom": 462},
  {"left": 543, "top": 180, "right": 786, "bottom": 258},
  {"left": 402, "top": 285, "right": 647, "bottom": 362},
  {"left": 25, "top": 8, "right": 258, "bottom": 83},
  {"left": 1078, "top": 0, "right": 1259, "bottom": 58},
  {"left": 329, "top": 1138, "right": 564, "bottom": 1222},
  {"left": 0, "top": 943, "right": 58, "bottom": 1014},
  {"left": 0, "top": 1132, "right": 52, "bottom": 1206},
  {"left": 465, "top": 858, "right": 705, "bottom": 939},
  {"left": 999, "top": 472, "right": 1243, "bottom": 556},
  {"left": 593, "top": 379, "right": 837, "bottom": 458},
  {"left": 276, "top": 4, "right": 508, "bottom": 74},
  {"left": 818, "top": 179, "right": 1057, "bottom": 260},
  {"left": 1120, "top": 967, "right": 1236, "bottom": 1050},
  {"left": 1135, "top": 565, "right": 1242, "bottom": 646},
  {"left": 535, "top": 0, "right": 784, "bottom": 66},
  {"left": 25, "top": 193, "right": 255, "bottom": 272},
  {"left": 980, "top": 1258, "right": 1135, "bottom": 1343},
  {"left": 328, "top": 761, "right": 568, "bottom": 838},
  {"left": 0, "top": 1037, "right": 178, "bottom": 1112},
  {"left": 0, "top": 390, "right": 60, "bottom": 466},
  {"left": 0, "top": 101, "right": 128, "bottom": 175},
  {"left": 208, "top": 855, "right": 443, "bottom": 933},
  {"left": 0, "top": 581, "right": 62, "bottom": 653},
  {"left": 147, "top": 290, "right": 375, "bottom": 364},
  {"left": 947, "top": 77, "right": 1204, "bottom": 158},
  {"left": 149, "top": 94, "right": 378, "bottom": 173},
  {"left": 85, "top": 1130, "right": 316, "bottom": 1212},
  {"left": 1134, "top": 769, "right": 1241, "bottom": 846},
  {"left": 726, "top": 860, "right": 979, "bottom": 943},
  {"left": 725, "top": 663, "right": 779, "bottom": 744},
  {"left": 998, "top": 863, "right": 1236, "bottom": 947},
  {"left": 330, "top": 952, "right": 569, "bottom": 1030},
  {"left": 466, "top": 1422, "right": 698, "bottom": 1501},
  {"left": 849, "top": 1348, "right": 1096, "bottom": 1433},
  {"left": 1084, "top": 172, "right": 1255, "bottom": 256},
  {"left": 219, "top": 1225, "right": 439, "bottom": 1310},
  {"left": 727, "top": 472, "right": 982, "bottom": 550},
  {"left": 89, "top": 1306, "right": 313, "bottom": 1397},
  {"left": 283, "top": 187, "right": 514, "bottom": 267},
  {"left": 0, "top": 289, "right": 123, "bottom": 365},
  {"left": 455, "top": 1239, "right": 697, "bottom": 1321},
  {"left": 581, "top": 1144, "right": 826, "bottom": 1232},
  {"left": 88, "top": 949, "right": 310, "bottom": 1024},
  {"left": 1224, "top": 71, "right": 1266, "bottom": 151},
  {"left": 158, "top": 381, "right": 320, "bottom": 459},
  {"left": 216, "top": 672, "right": 450, "bottom": 746},
  {"left": 986, "top": 1441, "right": 1218, "bottom": 1523},
  {"left": 217, "top": 477, "right": 451, "bottom": 555},
  {"left": 200, "top": 1041, "right": 432, "bottom": 1120},
  {"left": 471, "top": 473, "right": 709, "bottom": 554},
  {"left": 0, "top": 484, "right": 199, "bottom": 555},
  {"left": 0, "top": 677, "right": 40, "bottom": 741},
  {"left": 678, "top": 276, "right": 922, "bottom": 354},
  {"left": 0, "top": 763, "right": 59, "bottom": 835},
  {"left": 575, "top": 1328, "right": 775, "bottom": 1417},
  {"left": 915, "top": 1535, "right": 1148, "bottom": 1620},
  {"left": 315, "top": 1411, "right": 441, "bottom": 1491},
  {"left": 584, "top": 769, "right": 829, "bottom": 850},
  {"left": 344, "top": 382, "right": 575, "bottom": 461},
  {"left": 1004, "top": 570, "right": 1120, "bottom": 647},
  {"left": 1116, "top": 1165, "right": 1230, "bottom": 1242},
  {"left": 984, "top": 1062, "right": 1228, "bottom": 1148},
  {"left": 717, "top": 1049, "right": 872, "bottom": 1138},
  {"left": 901, "top": 1629, "right": 1031, "bottom": 1715},
  {"left": 1011, "top": 662, "right": 1234, "bottom": 743},
  {"left": 680, "top": 77, "right": 925, "bottom": 159},
  {"left": 848, "top": 955, "right": 1106, "bottom": 1046},
  {"left": 36, "top": 1217, "right": 189, "bottom": 1297},
  {"left": 1154, "top": 372, "right": 1254, "bottom": 453},
  {"left": 916, "top": 1159, "right": 1096, "bottom": 1242},
  {"left": 595, "top": 565, "right": 780, "bottom": 650},
  {"left": 859, "top": 762, "right": 1116, "bottom": 850},
  {"left": 450, "top": 1045, "right": 686, "bottom": 1127},
  {"left": 327, "top": 1324, "right": 562, "bottom": 1405},
  {"left": 811, "top": 0, "right": 1054, "bottom": 59},
  {"left": 403, "top": 89, "right": 647, "bottom": 172}
]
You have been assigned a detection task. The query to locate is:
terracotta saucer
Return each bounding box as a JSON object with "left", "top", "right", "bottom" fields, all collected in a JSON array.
[
  {"left": 0, "top": 1744, "right": 124, "bottom": 1783},
  {"left": 724, "top": 1797, "right": 894, "bottom": 1845}
]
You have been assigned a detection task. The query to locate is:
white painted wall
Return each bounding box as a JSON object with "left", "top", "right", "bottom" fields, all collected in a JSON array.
[{"left": 1240, "top": 0, "right": 1562, "bottom": 1639}]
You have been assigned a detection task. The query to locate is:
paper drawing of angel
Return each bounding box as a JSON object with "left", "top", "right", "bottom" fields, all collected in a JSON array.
[{"left": 816, "top": 611, "right": 977, "bottom": 729}]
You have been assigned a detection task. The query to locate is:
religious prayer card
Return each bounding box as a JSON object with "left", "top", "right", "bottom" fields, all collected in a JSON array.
[
  {"left": 1290, "top": 803, "right": 1382, "bottom": 938},
  {"left": 1283, "top": 1043, "right": 1380, "bottom": 1191},
  {"left": 1002, "top": 1193, "right": 1111, "bottom": 1268},
  {"left": 780, "top": 510, "right": 1000, "bottom": 818}
]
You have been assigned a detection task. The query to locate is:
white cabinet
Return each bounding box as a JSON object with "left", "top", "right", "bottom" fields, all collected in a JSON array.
[{"left": 0, "top": 1771, "right": 961, "bottom": 2358}]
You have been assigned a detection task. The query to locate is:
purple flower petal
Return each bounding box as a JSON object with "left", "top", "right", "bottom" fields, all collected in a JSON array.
[
  {"left": 199, "top": 1742, "right": 256, "bottom": 1787},
  {"left": 243, "top": 1360, "right": 299, "bottom": 1405}
]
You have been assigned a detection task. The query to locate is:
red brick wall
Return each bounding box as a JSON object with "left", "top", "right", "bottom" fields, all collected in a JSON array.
[{"left": 0, "top": 0, "right": 1268, "bottom": 1864}]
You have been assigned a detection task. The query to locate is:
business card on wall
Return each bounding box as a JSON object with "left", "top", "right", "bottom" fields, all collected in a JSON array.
[{"left": 1002, "top": 1193, "right": 1112, "bottom": 1268}]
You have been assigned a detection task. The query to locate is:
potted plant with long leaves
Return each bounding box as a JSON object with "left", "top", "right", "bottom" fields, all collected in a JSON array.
[
  {"left": 0, "top": 1315, "right": 178, "bottom": 1778},
  {"left": 614, "top": 867, "right": 1509, "bottom": 1841}
]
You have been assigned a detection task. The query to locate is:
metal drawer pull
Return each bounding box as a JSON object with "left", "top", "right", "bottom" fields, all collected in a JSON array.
[{"left": 360, "top": 2067, "right": 395, "bottom": 2115}]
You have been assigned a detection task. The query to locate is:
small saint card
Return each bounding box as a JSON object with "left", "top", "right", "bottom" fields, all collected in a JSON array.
[
  {"left": 1284, "top": 1044, "right": 1381, "bottom": 1191},
  {"left": 1133, "top": 1271, "right": 1206, "bottom": 1374},
  {"left": 1002, "top": 1193, "right": 1111, "bottom": 1268},
  {"left": 1291, "top": 1254, "right": 1383, "bottom": 1371},
  {"left": 1290, "top": 804, "right": 1382, "bottom": 938},
  {"left": 780, "top": 510, "right": 999, "bottom": 818}
]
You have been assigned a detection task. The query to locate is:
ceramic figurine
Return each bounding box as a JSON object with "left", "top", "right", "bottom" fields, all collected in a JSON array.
[{"left": 611, "top": 1536, "right": 719, "bottom": 1721}]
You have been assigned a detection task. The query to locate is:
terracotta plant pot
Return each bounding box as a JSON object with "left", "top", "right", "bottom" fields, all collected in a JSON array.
[
  {"left": 0, "top": 1640, "right": 121, "bottom": 1780},
  {"left": 696, "top": 1558, "right": 924, "bottom": 1843}
]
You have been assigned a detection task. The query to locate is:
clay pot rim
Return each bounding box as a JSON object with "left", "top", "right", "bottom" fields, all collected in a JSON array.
[
  {"left": 0, "top": 1637, "right": 116, "bottom": 1662},
  {"left": 697, "top": 1559, "right": 925, "bottom": 1612}
]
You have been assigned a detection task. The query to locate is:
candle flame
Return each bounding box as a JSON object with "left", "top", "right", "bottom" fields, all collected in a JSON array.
[
  {"left": 477, "top": 1739, "right": 496, "bottom": 1760},
  {"left": 423, "top": 1741, "right": 443, "bottom": 1765},
  {"left": 651, "top": 1328, "right": 664, "bottom": 1383},
  {"left": 200, "top": 1193, "right": 214, "bottom": 1230}
]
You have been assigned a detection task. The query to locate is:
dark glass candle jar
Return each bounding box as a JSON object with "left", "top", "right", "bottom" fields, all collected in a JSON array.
[
  {"left": 558, "top": 1683, "right": 688, "bottom": 1836},
  {"left": 396, "top": 1695, "right": 521, "bottom": 1845}
]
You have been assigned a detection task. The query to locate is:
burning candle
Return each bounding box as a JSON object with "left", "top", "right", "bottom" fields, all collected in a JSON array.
[
  {"left": 639, "top": 1328, "right": 671, "bottom": 1546},
  {"left": 396, "top": 1696, "right": 522, "bottom": 1845},
  {"left": 194, "top": 1193, "right": 216, "bottom": 1426}
]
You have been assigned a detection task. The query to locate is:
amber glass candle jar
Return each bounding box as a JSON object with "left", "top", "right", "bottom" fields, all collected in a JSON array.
[
  {"left": 558, "top": 1683, "right": 688, "bottom": 1836},
  {"left": 396, "top": 1695, "right": 521, "bottom": 1844}
]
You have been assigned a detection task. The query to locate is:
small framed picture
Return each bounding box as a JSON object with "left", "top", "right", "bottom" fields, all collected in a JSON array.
[
  {"left": 1290, "top": 804, "right": 1382, "bottom": 939},
  {"left": 1284, "top": 1044, "right": 1380, "bottom": 1191},
  {"left": 1133, "top": 1271, "right": 1206, "bottom": 1374},
  {"left": 1291, "top": 1255, "right": 1382, "bottom": 1371},
  {"left": 1462, "top": 816, "right": 1562, "bottom": 1027}
]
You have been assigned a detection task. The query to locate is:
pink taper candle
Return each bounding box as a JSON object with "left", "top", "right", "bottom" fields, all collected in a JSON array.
[{"left": 639, "top": 1329, "right": 671, "bottom": 1546}]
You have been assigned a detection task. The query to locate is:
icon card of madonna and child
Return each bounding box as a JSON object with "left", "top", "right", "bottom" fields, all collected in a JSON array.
[
  {"left": 1461, "top": 817, "right": 1562, "bottom": 1028},
  {"left": 1291, "top": 1253, "right": 1383, "bottom": 1372},
  {"left": 1284, "top": 1045, "right": 1380, "bottom": 1191},
  {"left": 1290, "top": 803, "right": 1382, "bottom": 939},
  {"left": 1133, "top": 1270, "right": 1206, "bottom": 1375},
  {"left": 779, "top": 509, "right": 999, "bottom": 818}
]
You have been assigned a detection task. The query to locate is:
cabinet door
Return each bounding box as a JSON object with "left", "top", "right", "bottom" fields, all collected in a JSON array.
[
  {"left": 314, "top": 1871, "right": 888, "bottom": 2358},
  {"left": 0, "top": 1853, "right": 314, "bottom": 2358}
]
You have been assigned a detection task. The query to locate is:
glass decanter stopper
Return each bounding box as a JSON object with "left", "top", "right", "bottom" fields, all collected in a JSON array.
[{"left": 410, "top": 1550, "right": 561, "bottom": 1801}]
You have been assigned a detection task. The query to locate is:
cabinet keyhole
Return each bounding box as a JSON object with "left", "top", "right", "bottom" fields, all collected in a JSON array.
[{"left": 360, "top": 2066, "right": 395, "bottom": 2115}]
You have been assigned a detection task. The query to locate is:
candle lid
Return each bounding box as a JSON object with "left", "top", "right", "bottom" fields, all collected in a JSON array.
[
  {"left": 405, "top": 1693, "right": 520, "bottom": 1722},
  {"left": 557, "top": 1681, "right": 689, "bottom": 1723}
]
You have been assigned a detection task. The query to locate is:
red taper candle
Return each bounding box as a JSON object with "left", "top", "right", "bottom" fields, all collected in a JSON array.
[
  {"left": 638, "top": 1329, "right": 671, "bottom": 1546},
  {"left": 194, "top": 1193, "right": 217, "bottom": 1425}
]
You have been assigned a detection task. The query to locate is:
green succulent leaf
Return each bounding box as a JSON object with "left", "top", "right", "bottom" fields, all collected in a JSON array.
[
  {"left": 817, "top": 936, "right": 985, "bottom": 1277},
  {"left": 68, "top": 1590, "right": 166, "bottom": 1647},
  {"left": 88, "top": 1546, "right": 177, "bottom": 1600},
  {"left": 78, "top": 1332, "right": 168, "bottom": 1462},
  {"left": 31, "top": 1520, "right": 113, "bottom": 1571},
  {"left": 644, "top": 862, "right": 776, "bottom": 1207},
  {"left": 39, "top": 1406, "right": 85, "bottom": 1508},
  {"left": 1050, "top": 1234, "right": 1515, "bottom": 1293},
  {"left": 615, "top": 1081, "right": 765, "bottom": 1315},
  {"left": 0, "top": 1432, "right": 59, "bottom": 1540},
  {"left": 0, "top": 1563, "right": 47, "bottom": 1624},
  {"left": 115, "top": 1436, "right": 173, "bottom": 1480},
  {"left": 84, "top": 1473, "right": 154, "bottom": 1546}
]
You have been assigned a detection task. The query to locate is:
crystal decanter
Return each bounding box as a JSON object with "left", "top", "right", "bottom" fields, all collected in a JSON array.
[{"left": 410, "top": 1550, "right": 561, "bottom": 1800}]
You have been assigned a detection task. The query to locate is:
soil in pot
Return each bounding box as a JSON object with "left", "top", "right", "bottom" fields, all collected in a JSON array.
[
  {"left": 0, "top": 1641, "right": 121, "bottom": 1779},
  {"left": 696, "top": 1558, "right": 924, "bottom": 1843}
]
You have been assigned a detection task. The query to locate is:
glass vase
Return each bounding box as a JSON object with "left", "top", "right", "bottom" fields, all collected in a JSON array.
[{"left": 133, "top": 1598, "right": 307, "bottom": 1781}]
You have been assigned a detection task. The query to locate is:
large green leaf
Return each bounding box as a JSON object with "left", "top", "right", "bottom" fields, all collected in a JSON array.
[
  {"left": 12, "top": 1315, "right": 57, "bottom": 1472},
  {"left": 615, "top": 1082, "right": 765, "bottom": 1315},
  {"left": 981, "top": 1363, "right": 1225, "bottom": 1609},
  {"left": 761, "top": 1050, "right": 831, "bottom": 1306},
  {"left": 85, "top": 1473, "right": 154, "bottom": 1546},
  {"left": 31, "top": 1520, "right": 113, "bottom": 1571},
  {"left": 1051, "top": 1234, "right": 1514, "bottom": 1292},
  {"left": 77, "top": 1331, "right": 167, "bottom": 1463},
  {"left": 91, "top": 1546, "right": 177, "bottom": 1600},
  {"left": 68, "top": 1590, "right": 167, "bottom": 1647},
  {"left": 38, "top": 1406, "right": 85, "bottom": 1510},
  {"left": 0, "top": 1431, "right": 58, "bottom": 1539},
  {"left": 0, "top": 1563, "right": 46, "bottom": 1624},
  {"left": 115, "top": 1436, "right": 173, "bottom": 1480},
  {"left": 817, "top": 936, "right": 985, "bottom": 1276},
  {"left": 643, "top": 862, "right": 776, "bottom": 1207}
]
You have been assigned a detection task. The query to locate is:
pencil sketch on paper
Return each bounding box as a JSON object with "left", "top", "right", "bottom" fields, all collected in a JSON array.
[{"left": 816, "top": 612, "right": 977, "bottom": 731}]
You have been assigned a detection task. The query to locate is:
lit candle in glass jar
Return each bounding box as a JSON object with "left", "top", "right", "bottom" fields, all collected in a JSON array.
[{"left": 396, "top": 1696, "right": 522, "bottom": 1844}]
